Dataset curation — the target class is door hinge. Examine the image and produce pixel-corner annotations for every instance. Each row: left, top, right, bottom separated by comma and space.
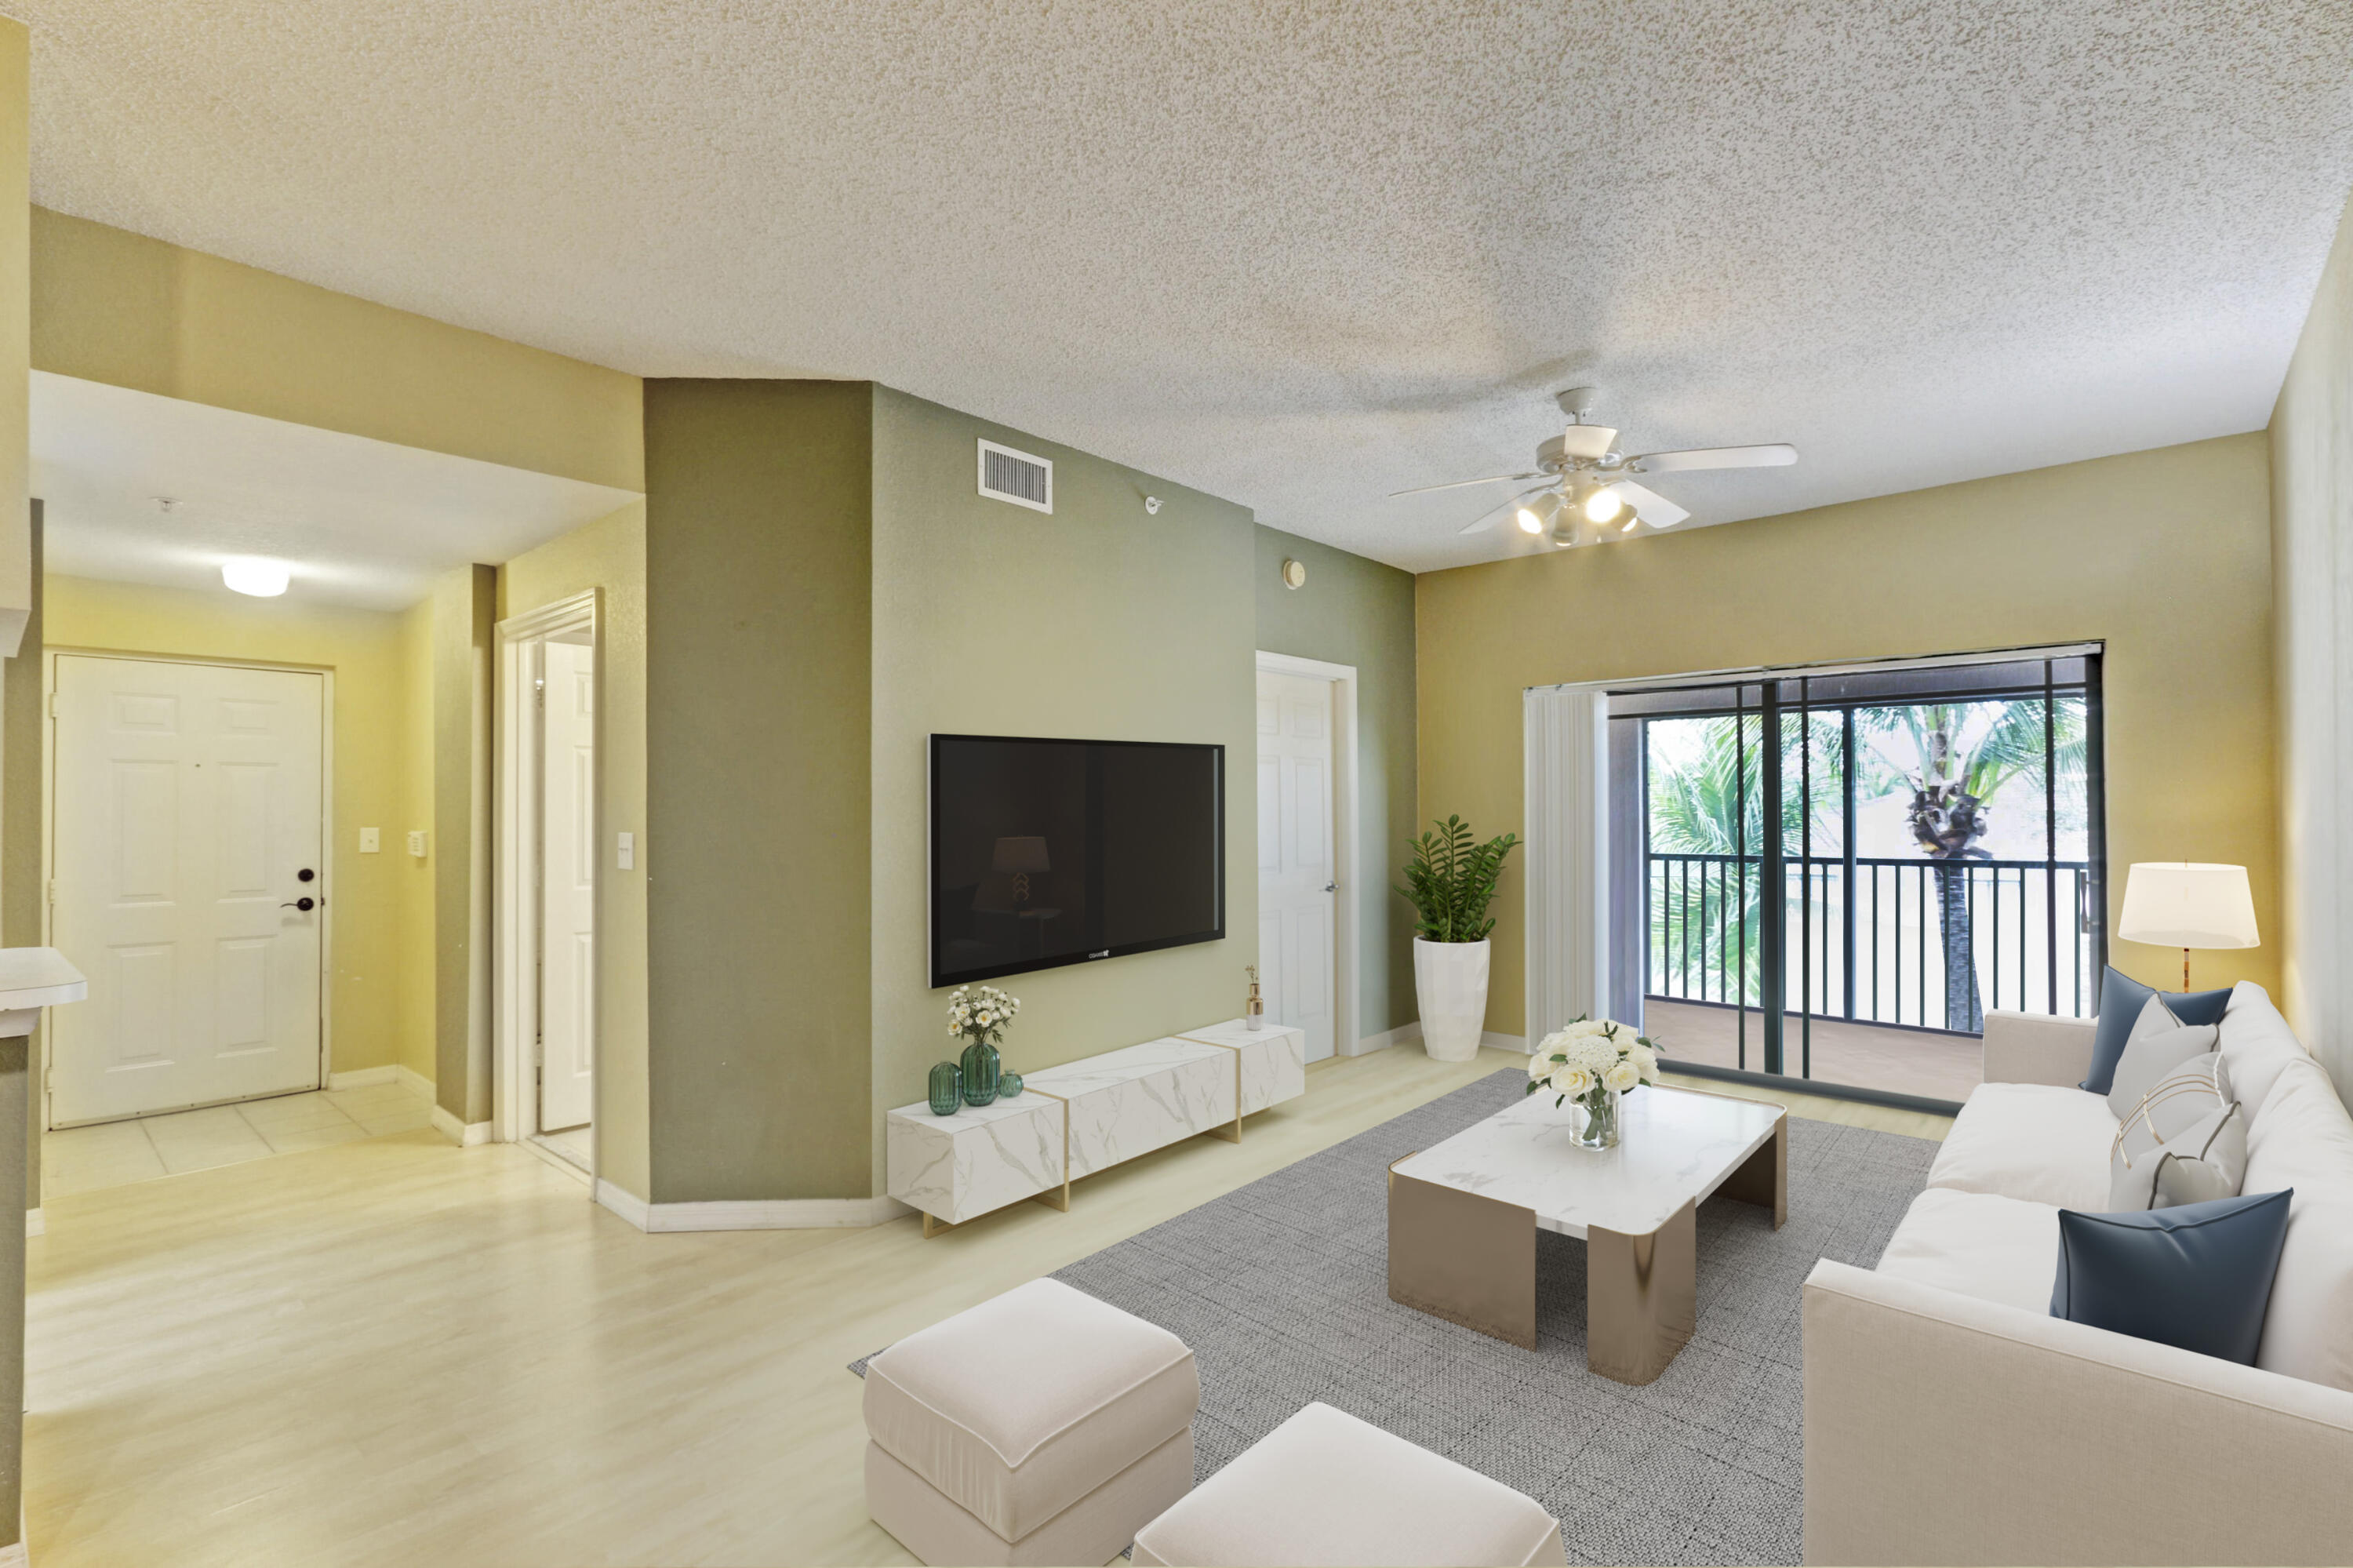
534, 677, 546, 711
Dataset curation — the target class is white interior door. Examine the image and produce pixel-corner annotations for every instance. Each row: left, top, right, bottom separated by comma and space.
537, 638, 595, 1133
1257, 670, 1337, 1063
50, 655, 325, 1126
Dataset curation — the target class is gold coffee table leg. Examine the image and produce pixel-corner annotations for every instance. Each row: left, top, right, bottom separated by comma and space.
1586, 1199, 1697, 1385
1387, 1162, 1537, 1350
1718, 1112, 1788, 1228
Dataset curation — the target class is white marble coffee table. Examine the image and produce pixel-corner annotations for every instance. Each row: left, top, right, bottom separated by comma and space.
1387, 1083, 1786, 1384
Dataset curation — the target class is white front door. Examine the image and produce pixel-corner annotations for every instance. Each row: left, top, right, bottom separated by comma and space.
537, 639, 595, 1133
50, 655, 325, 1126
1257, 670, 1337, 1063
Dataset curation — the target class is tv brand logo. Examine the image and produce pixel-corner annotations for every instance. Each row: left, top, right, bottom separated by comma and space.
1089, 949, 1111, 959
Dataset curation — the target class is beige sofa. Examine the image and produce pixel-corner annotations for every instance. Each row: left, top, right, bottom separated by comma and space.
1802, 983, 2353, 1566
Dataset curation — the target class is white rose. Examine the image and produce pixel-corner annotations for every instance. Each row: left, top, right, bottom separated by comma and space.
1549, 1065, 1594, 1099
1602, 1060, 1639, 1094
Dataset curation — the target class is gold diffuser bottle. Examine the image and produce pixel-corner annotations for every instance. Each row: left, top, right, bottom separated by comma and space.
1245, 965, 1264, 1031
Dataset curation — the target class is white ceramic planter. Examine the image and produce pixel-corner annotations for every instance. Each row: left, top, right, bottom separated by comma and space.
1413, 937, 1491, 1061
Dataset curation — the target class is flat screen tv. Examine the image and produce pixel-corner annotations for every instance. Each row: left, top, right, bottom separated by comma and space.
929, 733, 1225, 988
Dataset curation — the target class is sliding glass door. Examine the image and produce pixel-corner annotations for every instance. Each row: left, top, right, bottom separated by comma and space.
1610, 653, 2103, 1106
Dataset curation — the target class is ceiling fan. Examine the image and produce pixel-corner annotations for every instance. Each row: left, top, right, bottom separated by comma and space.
1391, 387, 1798, 547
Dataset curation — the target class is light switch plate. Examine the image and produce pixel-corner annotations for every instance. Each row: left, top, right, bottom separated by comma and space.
616, 831, 635, 871
359, 827, 380, 853
408, 830, 427, 858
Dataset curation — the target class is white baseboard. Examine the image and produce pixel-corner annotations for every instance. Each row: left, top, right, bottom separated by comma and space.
1345, 1024, 1527, 1056
1347, 1022, 1417, 1056
328, 1064, 435, 1097
24, 1207, 41, 1239
429, 1105, 493, 1147
591, 1182, 906, 1233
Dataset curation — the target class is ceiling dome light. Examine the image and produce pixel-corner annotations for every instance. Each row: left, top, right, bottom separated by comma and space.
222, 559, 291, 597
1582, 485, 1626, 524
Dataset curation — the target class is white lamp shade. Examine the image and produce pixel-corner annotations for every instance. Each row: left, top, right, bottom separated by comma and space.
989, 836, 1052, 875
2117, 862, 2259, 950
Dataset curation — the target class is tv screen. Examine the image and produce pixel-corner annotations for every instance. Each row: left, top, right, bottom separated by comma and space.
929, 733, 1225, 988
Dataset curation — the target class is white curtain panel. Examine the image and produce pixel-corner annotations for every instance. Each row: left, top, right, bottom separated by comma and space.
1522, 685, 1611, 1045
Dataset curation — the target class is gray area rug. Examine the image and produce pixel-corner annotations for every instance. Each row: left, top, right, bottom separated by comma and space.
860, 1070, 1937, 1566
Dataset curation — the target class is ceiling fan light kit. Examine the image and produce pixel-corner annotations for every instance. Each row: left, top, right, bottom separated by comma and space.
1397, 387, 1797, 548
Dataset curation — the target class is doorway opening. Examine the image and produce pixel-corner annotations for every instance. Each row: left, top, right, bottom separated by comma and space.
1254, 652, 1359, 1064
495, 591, 600, 1181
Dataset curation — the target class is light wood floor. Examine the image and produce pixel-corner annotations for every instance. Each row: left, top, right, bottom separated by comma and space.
27, 1046, 1945, 1567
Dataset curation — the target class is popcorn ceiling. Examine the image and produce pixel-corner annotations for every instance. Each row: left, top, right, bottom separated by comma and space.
17, 0, 2353, 570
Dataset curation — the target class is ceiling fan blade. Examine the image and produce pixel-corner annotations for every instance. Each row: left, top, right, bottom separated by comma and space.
1626, 443, 1798, 474
1607, 480, 1690, 528
1390, 470, 1541, 497
1457, 486, 1551, 535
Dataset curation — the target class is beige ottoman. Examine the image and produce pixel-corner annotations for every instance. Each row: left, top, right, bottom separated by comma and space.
864, 1277, 1198, 1566
1132, 1402, 1567, 1567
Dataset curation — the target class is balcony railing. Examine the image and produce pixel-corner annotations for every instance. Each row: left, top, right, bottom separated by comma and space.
1646, 852, 2097, 1034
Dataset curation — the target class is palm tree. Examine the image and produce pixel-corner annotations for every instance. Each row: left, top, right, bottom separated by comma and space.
1857, 700, 2086, 1032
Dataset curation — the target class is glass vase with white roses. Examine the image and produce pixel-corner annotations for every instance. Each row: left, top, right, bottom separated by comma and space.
946, 984, 1021, 1107
1526, 1017, 1660, 1149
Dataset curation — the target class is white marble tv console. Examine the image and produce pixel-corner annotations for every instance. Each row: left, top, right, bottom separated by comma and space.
887, 1018, 1307, 1235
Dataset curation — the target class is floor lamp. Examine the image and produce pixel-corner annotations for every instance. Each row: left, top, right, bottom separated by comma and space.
2117, 862, 2259, 991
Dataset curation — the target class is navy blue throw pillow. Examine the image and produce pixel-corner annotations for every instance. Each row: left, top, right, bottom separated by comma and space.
2080, 966, 2231, 1094
2049, 1190, 2292, 1363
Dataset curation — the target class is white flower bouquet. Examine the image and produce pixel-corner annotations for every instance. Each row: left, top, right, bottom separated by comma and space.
946, 984, 1020, 1049
1526, 1016, 1660, 1148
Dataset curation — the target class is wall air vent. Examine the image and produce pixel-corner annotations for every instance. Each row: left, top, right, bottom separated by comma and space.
977, 438, 1053, 514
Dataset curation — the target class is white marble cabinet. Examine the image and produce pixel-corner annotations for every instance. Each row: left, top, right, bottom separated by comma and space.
886, 1020, 1306, 1227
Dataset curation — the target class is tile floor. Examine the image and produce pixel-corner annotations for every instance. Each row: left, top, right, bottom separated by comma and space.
42, 1076, 437, 1198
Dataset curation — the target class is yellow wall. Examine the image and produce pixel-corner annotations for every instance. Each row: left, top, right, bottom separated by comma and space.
500, 501, 649, 1199
43, 574, 429, 1076
396, 598, 435, 1086
2270, 189, 2353, 1094
1417, 433, 2278, 1039
0, 25, 27, 656
30, 208, 642, 493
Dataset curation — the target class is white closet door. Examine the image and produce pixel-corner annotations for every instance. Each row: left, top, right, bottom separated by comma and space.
538, 640, 596, 1133
1257, 671, 1337, 1062
50, 656, 325, 1125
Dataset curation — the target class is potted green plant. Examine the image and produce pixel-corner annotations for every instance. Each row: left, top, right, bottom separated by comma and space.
1395, 816, 1518, 1060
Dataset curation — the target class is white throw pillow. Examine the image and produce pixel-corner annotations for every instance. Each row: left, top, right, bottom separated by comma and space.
2105, 995, 2220, 1120
2218, 980, 2310, 1121
2108, 1053, 2244, 1210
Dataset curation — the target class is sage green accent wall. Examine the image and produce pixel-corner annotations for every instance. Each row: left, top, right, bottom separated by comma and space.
1253, 523, 1419, 1042
433, 564, 496, 1125
5, 504, 37, 1212
868, 387, 1259, 1193
644, 380, 874, 1203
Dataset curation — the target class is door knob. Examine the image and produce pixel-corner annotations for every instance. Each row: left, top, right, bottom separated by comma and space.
282, 897, 315, 912
1323, 882, 1338, 893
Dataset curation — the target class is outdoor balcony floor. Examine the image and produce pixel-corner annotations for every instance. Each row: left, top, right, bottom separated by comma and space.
1641, 997, 1985, 1105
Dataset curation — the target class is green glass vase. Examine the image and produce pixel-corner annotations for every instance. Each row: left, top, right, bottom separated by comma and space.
999, 1071, 1024, 1099
927, 1061, 962, 1117
959, 1040, 1001, 1107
